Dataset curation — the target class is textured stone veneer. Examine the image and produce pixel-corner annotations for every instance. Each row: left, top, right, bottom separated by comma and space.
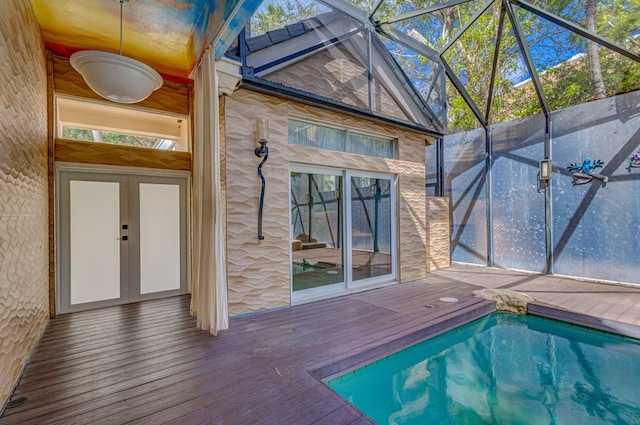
426, 196, 451, 271
224, 89, 431, 316
0, 0, 50, 406
265, 48, 410, 123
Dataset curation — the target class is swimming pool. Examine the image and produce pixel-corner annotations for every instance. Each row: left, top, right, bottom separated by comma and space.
328, 313, 640, 424
291, 261, 324, 274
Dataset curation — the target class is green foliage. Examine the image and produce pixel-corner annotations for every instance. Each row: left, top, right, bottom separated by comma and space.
251, 0, 323, 35
61, 127, 173, 149
249, 0, 640, 133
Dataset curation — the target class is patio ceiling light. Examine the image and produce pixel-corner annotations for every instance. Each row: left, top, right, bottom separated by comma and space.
70, 0, 162, 104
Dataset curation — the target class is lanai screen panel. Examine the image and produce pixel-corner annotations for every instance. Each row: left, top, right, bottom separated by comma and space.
444, 128, 487, 265
491, 114, 546, 272
552, 90, 640, 285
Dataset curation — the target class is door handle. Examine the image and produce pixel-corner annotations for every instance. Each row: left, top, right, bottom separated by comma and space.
117, 236, 128, 241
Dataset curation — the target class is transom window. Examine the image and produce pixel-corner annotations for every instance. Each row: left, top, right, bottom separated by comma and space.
288, 119, 396, 159
56, 97, 189, 152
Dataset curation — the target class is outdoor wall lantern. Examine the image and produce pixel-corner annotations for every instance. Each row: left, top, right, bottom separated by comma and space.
255, 118, 270, 240
539, 159, 552, 181
70, 0, 162, 104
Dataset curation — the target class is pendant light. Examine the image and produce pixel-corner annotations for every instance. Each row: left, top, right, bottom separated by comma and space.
70, 0, 163, 104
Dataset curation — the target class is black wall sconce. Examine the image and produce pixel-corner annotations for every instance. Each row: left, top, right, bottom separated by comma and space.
255, 118, 269, 240
537, 159, 552, 192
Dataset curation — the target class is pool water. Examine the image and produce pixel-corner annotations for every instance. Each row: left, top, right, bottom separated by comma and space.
328, 313, 640, 425
291, 261, 323, 274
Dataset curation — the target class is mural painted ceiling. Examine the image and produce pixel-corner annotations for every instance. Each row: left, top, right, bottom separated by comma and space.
31, 0, 261, 81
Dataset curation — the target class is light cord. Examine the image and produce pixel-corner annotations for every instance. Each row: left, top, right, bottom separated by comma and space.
119, 0, 124, 55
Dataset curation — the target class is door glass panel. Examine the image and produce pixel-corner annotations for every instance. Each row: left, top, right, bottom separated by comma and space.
291, 172, 344, 291
351, 177, 392, 281
70, 180, 120, 304
139, 183, 181, 294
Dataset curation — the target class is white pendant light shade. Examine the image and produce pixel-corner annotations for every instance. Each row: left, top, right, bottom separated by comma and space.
70, 50, 163, 104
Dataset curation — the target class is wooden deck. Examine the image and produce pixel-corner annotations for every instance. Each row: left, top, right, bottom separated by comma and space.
3, 264, 640, 424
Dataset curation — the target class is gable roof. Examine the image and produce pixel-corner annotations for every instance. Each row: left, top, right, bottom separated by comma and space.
230, 12, 445, 134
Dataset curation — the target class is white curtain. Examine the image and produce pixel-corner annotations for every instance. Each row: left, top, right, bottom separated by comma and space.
190, 48, 229, 335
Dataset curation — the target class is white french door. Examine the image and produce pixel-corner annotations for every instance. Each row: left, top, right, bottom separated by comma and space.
58, 170, 188, 313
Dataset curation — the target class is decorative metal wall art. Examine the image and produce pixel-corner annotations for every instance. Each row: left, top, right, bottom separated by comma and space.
567, 158, 608, 186
627, 150, 640, 173
255, 119, 269, 240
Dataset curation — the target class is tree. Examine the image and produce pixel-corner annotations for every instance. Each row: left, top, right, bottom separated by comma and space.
251, 0, 323, 35
62, 127, 174, 149
249, 0, 640, 132
585, 0, 607, 99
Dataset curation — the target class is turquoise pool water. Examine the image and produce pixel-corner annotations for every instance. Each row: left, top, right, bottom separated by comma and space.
292, 261, 323, 274
328, 313, 640, 425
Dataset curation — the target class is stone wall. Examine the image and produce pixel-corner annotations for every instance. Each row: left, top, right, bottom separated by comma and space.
426, 196, 451, 271
223, 89, 429, 316
265, 47, 410, 123
0, 0, 49, 407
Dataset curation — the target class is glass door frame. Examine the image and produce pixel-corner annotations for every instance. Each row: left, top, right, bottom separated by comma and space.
57, 167, 190, 313
345, 169, 398, 288
290, 165, 347, 302
290, 165, 398, 303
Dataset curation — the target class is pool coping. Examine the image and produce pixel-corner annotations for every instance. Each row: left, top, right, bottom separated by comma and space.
528, 302, 640, 339
312, 301, 640, 383
311, 299, 496, 382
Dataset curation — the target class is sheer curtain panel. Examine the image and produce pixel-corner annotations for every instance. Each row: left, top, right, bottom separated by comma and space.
190, 48, 229, 335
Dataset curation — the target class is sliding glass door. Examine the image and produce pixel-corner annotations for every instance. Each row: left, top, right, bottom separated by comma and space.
291, 167, 396, 300
349, 175, 393, 284
291, 170, 345, 295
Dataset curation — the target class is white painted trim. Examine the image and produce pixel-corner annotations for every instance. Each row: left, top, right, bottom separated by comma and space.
345, 170, 397, 288
291, 279, 398, 306
56, 162, 191, 178
288, 166, 398, 302
216, 56, 242, 95
56, 167, 191, 314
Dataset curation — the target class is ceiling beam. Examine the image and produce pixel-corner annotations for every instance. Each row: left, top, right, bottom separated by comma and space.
377, 24, 442, 64
317, 0, 375, 31
485, 4, 506, 121
504, 0, 550, 117
369, 0, 385, 21
440, 0, 496, 54
442, 58, 487, 128
378, 0, 476, 25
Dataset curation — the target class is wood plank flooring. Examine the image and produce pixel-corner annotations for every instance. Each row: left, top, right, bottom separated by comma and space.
3, 264, 640, 424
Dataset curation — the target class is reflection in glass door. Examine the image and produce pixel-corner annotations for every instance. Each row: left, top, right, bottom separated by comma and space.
291, 168, 396, 299
350, 176, 392, 283
290, 171, 344, 294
